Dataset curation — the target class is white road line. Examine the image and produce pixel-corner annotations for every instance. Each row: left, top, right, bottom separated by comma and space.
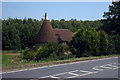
93, 71, 98, 73
50, 72, 69, 78
100, 63, 118, 69
79, 70, 93, 75
39, 70, 79, 79
92, 66, 104, 71
67, 75, 79, 78
65, 70, 80, 78
68, 72, 79, 76
1, 57, 118, 74
109, 65, 119, 69
50, 75, 59, 78
29, 79, 39, 80
80, 70, 93, 73
69, 70, 79, 73
77, 70, 93, 77
38, 62, 119, 78
111, 63, 120, 68
53, 72, 68, 76
92, 63, 119, 72
106, 64, 118, 69
38, 75, 50, 78
100, 65, 113, 69
67, 70, 79, 78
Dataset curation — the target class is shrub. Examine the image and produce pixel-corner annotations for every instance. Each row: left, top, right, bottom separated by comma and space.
35, 42, 59, 60
35, 42, 73, 61
21, 47, 36, 61
20, 42, 74, 61
69, 27, 108, 57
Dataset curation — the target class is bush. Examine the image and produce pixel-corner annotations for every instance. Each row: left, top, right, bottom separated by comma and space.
69, 27, 108, 57
21, 47, 36, 61
20, 42, 74, 61
35, 42, 73, 61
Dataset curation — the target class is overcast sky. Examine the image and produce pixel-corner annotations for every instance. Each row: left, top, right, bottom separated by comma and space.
2, 2, 112, 21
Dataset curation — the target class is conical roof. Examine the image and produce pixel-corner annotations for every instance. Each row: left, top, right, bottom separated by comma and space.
36, 13, 57, 43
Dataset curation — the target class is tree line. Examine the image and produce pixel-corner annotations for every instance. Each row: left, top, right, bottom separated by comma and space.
2, 18, 102, 50
2, 18, 42, 50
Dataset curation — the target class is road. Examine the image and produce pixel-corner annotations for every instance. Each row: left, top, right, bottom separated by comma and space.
2, 57, 120, 80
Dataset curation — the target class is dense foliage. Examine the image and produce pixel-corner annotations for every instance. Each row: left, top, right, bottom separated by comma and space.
2, 18, 102, 50
107, 35, 120, 54
2, 18, 42, 50
101, 2, 120, 35
100, 2, 120, 54
21, 47, 36, 61
51, 19, 102, 32
22, 42, 73, 61
35, 42, 73, 61
69, 27, 108, 57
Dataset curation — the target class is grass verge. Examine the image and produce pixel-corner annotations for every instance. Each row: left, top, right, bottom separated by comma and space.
2, 53, 119, 72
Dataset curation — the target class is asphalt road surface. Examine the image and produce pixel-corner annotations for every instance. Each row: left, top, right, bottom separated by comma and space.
2, 57, 120, 80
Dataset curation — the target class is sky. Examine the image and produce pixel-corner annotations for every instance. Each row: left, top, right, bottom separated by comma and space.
2, 2, 112, 21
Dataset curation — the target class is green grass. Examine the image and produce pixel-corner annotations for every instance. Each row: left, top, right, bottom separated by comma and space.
2, 54, 34, 71
2, 54, 119, 72
2, 55, 16, 67
2, 50, 22, 54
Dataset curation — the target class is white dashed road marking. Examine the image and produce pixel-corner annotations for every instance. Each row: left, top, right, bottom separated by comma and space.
39, 62, 119, 79
92, 66, 104, 71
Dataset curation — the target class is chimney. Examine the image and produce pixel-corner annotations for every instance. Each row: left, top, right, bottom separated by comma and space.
45, 12, 49, 20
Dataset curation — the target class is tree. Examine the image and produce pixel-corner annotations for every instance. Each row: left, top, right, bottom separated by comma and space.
69, 27, 108, 57
100, 2, 120, 55
101, 2, 120, 35
2, 18, 42, 50
107, 35, 120, 54
2, 23, 21, 50
98, 30, 108, 55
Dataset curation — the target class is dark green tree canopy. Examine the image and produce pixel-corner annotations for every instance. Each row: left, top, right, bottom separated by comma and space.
69, 27, 108, 57
2, 18, 42, 50
101, 2, 120, 35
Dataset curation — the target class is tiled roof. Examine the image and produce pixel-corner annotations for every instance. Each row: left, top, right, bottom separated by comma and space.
54, 29, 73, 41
36, 20, 57, 43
